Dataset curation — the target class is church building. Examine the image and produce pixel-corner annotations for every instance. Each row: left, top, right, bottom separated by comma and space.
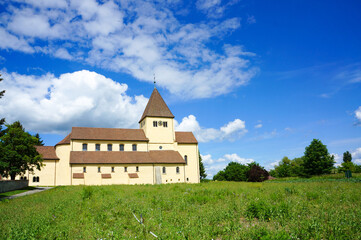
28, 88, 200, 185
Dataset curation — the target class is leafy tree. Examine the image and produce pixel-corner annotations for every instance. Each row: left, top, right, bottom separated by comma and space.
213, 162, 250, 182
34, 133, 44, 146
343, 151, 352, 163
0, 121, 43, 180
199, 152, 207, 180
302, 139, 335, 176
247, 164, 269, 182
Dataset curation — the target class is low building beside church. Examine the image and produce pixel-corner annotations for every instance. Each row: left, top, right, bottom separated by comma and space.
25, 88, 200, 185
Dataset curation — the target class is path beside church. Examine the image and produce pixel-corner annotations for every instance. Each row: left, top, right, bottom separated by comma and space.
2, 187, 53, 200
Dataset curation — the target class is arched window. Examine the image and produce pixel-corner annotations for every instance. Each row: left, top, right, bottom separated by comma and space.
119, 144, 124, 151
162, 167, 166, 174
132, 144, 137, 151
83, 167, 86, 173
176, 167, 180, 174
82, 143, 87, 151
36, 176, 39, 182
107, 144, 112, 151
33, 176, 36, 182
136, 166, 139, 172
184, 155, 188, 165
95, 144, 100, 151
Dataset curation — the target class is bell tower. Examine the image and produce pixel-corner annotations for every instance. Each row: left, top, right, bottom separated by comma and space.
139, 87, 175, 147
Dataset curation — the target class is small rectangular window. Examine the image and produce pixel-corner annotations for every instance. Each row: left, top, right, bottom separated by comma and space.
176, 166, 180, 174
185, 155, 188, 165
162, 167, 166, 174
124, 167, 127, 172
111, 167, 115, 172
132, 144, 137, 151
96, 144, 100, 151
98, 167, 101, 173
136, 166, 139, 172
163, 121, 168, 127
108, 144, 112, 151
82, 143, 87, 151
119, 144, 124, 151
153, 121, 157, 127
83, 167, 86, 173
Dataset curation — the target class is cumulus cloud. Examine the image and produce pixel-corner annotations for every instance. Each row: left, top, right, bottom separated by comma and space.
331, 153, 342, 167
0, 70, 148, 134
175, 115, 247, 142
0, 0, 257, 99
352, 148, 361, 164
201, 153, 254, 178
355, 106, 361, 124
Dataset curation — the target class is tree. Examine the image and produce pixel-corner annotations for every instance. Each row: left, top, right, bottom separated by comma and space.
213, 162, 249, 182
302, 139, 335, 176
247, 164, 269, 182
34, 133, 44, 146
343, 151, 352, 163
199, 152, 207, 180
0, 121, 43, 180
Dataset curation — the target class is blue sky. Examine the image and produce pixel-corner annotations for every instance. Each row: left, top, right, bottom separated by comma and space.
0, 0, 361, 178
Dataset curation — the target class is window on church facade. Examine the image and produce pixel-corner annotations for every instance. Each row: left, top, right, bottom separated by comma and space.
163, 121, 168, 127
98, 167, 101, 173
132, 144, 137, 151
184, 155, 188, 165
82, 143, 87, 151
96, 144, 100, 151
153, 121, 157, 127
176, 167, 180, 174
162, 167, 166, 174
124, 167, 127, 172
111, 166, 115, 172
108, 144, 112, 151
33, 176, 39, 182
83, 167, 86, 173
119, 144, 124, 151
136, 166, 139, 172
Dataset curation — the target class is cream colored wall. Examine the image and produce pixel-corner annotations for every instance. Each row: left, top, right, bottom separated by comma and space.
71, 164, 156, 185
28, 160, 57, 186
148, 143, 176, 151
155, 164, 185, 184
141, 117, 175, 144
55, 144, 72, 185
72, 140, 148, 152
176, 143, 200, 183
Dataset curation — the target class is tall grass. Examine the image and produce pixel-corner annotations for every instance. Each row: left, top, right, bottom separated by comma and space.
1, 181, 360, 239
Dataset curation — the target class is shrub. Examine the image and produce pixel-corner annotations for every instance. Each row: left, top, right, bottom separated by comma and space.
248, 164, 269, 182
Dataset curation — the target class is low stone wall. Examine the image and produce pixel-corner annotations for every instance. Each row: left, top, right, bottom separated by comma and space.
0, 180, 29, 193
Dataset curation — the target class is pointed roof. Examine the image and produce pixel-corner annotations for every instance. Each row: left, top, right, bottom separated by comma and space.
139, 88, 174, 123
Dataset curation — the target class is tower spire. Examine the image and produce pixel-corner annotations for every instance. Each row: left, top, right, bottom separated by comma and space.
153, 73, 156, 89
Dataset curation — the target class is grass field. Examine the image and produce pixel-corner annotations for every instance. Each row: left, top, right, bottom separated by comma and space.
1, 180, 360, 239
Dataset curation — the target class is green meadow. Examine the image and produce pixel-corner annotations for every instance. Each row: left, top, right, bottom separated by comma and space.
1, 179, 361, 239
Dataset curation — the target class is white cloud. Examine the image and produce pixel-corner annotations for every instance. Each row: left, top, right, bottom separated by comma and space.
201, 153, 254, 178
247, 15, 256, 24
0, 1, 257, 99
355, 106, 361, 123
331, 153, 342, 167
352, 148, 361, 164
175, 115, 247, 142
254, 123, 262, 129
0, 70, 148, 134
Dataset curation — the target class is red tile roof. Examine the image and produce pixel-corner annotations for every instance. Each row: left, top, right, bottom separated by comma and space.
69, 150, 185, 164
56, 134, 71, 146
36, 146, 59, 160
139, 88, 174, 123
175, 132, 198, 144
73, 173, 84, 179
128, 173, 139, 178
